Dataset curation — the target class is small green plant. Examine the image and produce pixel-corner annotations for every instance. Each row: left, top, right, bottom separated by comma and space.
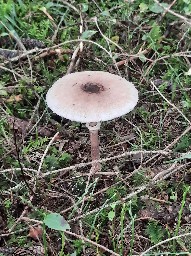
43, 213, 72, 256
132, 170, 148, 186
173, 185, 190, 250
128, 201, 136, 256
146, 221, 165, 245
0, 0, 22, 36
22, 137, 49, 154
174, 135, 191, 152
0, 82, 7, 96
142, 22, 162, 50
108, 202, 116, 221
45, 152, 72, 169
4, 198, 12, 209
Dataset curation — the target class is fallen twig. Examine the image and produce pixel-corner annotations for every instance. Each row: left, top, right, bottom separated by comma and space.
42, 149, 171, 177
140, 231, 191, 256
69, 162, 189, 222
153, 0, 191, 26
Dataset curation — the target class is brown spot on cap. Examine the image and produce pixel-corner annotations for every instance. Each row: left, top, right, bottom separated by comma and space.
81, 83, 104, 94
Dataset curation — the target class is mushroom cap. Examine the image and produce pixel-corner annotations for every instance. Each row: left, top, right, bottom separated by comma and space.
46, 71, 138, 123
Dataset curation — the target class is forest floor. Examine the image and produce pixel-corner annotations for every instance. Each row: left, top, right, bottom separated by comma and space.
0, 0, 191, 255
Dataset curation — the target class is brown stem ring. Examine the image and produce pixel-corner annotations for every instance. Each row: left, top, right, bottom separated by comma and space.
86, 122, 101, 173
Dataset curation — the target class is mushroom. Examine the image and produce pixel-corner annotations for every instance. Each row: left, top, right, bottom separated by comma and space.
46, 71, 138, 173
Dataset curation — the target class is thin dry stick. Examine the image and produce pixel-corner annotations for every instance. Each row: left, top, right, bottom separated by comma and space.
25, 98, 41, 134
160, 0, 177, 20
64, 230, 120, 256
42, 150, 170, 177
66, 5, 82, 74
152, 162, 178, 181
153, 0, 191, 26
92, 0, 102, 12
8, 207, 28, 233
76, 171, 119, 176
94, 17, 123, 52
7, 133, 59, 233
69, 163, 187, 222
70, 185, 147, 223
142, 50, 191, 81
164, 125, 191, 150
26, 109, 47, 136
0, 65, 27, 79
58, 0, 80, 14
93, 17, 121, 76
0, 39, 114, 67
0, 168, 37, 174
2, 38, 191, 71
151, 81, 190, 124
125, 118, 143, 165
4, 148, 183, 193
0, 21, 33, 83
140, 232, 191, 256
162, 162, 191, 180
144, 125, 191, 166
66, 45, 80, 74
0, 226, 38, 238
75, 8, 84, 68
36, 132, 59, 177
20, 217, 120, 256
1, 48, 41, 65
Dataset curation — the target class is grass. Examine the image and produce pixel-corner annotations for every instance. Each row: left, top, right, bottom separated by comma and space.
0, 0, 191, 255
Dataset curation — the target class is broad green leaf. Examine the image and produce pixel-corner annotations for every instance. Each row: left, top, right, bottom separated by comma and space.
172, 153, 191, 162
142, 34, 147, 41
108, 210, 115, 221
17, 0, 25, 7
101, 10, 110, 16
139, 3, 148, 13
0, 89, 7, 96
149, 3, 169, 14
139, 53, 147, 62
0, 83, 7, 96
81, 3, 88, 12
45, 2, 56, 8
111, 18, 117, 24
149, 23, 161, 42
184, 7, 191, 15
43, 213, 70, 231
182, 100, 191, 109
39, 6, 46, 12
81, 30, 97, 39
0, 32, 9, 36
110, 202, 117, 209
185, 68, 191, 76
45, 2, 64, 9
4, 15, 21, 30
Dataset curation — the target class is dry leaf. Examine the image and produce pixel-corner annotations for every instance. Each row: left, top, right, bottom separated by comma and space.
7, 116, 53, 137
6, 94, 23, 103
28, 225, 43, 240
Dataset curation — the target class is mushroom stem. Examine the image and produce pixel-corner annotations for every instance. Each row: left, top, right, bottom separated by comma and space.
86, 122, 101, 173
